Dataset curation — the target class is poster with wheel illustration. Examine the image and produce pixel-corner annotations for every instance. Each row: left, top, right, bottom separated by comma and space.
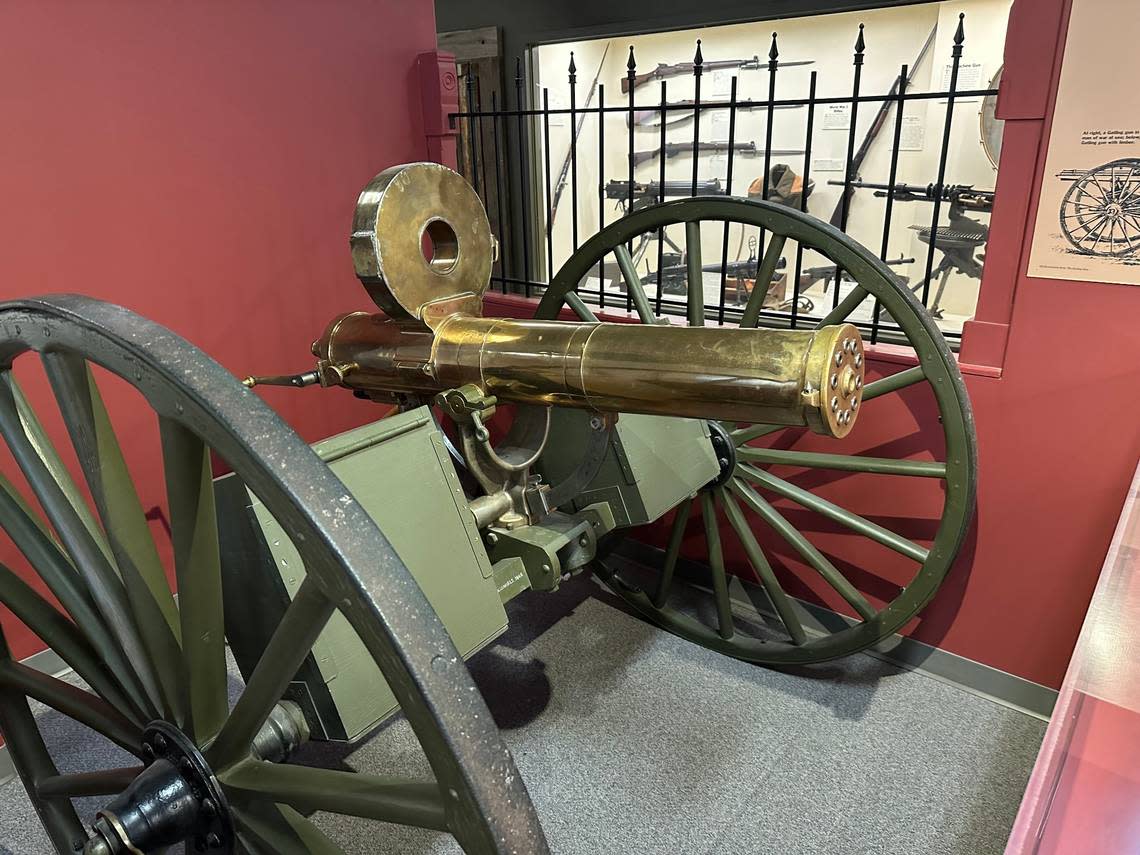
1028, 0, 1140, 285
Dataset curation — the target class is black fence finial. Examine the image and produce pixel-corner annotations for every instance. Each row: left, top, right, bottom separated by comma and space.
693, 38, 704, 75
953, 13, 966, 56
626, 45, 637, 79
853, 24, 866, 65
568, 52, 577, 84
768, 32, 779, 70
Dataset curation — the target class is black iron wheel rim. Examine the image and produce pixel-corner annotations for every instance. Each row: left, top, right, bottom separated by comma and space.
0, 295, 548, 854
535, 197, 977, 665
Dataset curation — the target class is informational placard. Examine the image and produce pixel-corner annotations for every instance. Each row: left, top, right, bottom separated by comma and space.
811, 157, 845, 173
1028, 0, 1140, 285
940, 61, 984, 92
898, 115, 926, 151
820, 104, 851, 131
709, 70, 732, 98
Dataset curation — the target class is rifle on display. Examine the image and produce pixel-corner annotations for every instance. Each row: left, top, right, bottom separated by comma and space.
827, 24, 938, 229
630, 99, 802, 129
550, 44, 611, 223
832, 180, 995, 213
621, 56, 814, 94
630, 140, 804, 167
605, 178, 725, 212
799, 255, 914, 290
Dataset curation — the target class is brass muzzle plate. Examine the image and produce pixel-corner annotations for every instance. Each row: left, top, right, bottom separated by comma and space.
349, 162, 495, 324
805, 323, 864, 438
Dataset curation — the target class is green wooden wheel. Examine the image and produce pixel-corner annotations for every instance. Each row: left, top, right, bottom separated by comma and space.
0, 296, 547, 854
535, 197, 977, 665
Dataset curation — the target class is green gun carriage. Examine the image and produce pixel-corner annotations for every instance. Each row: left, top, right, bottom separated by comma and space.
0, 163, 975, 854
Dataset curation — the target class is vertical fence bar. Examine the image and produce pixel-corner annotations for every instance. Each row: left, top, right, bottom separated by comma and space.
655, 80, 667, 314
757, 33, 779, 258
790, 71, 817, 331
597, 82, 607, 306
626, 46, 638, 313
717, 75, 739, 325
871, 63, 910, 344
491, 90, 509, 292
464, 69, 480, 196
515, 58, 532, 294
542, 88, 554, 284
476, 80, 491, 233
568, 54, 579, 253
922, 14, 966, 309
626, 46, 637, 272
689, 41, 703, 320
834, 24, 866, 311
689, 40, 703, 195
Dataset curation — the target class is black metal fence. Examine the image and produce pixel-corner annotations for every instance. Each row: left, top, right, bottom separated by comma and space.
450, 13, 998, 346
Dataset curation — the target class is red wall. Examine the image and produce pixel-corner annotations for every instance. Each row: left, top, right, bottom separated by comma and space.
0, 0, 439, 660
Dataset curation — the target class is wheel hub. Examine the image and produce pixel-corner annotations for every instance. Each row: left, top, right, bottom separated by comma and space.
84, 721, 234, 855
705, 421, 737, 489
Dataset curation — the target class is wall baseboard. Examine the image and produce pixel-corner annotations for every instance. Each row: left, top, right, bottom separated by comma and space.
0, 646, 71, 788
612, 541, 1058, 721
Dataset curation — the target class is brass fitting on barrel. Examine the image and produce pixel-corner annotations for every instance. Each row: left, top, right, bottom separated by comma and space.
312, 163, 864, 438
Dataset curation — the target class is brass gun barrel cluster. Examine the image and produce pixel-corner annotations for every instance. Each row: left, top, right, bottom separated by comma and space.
284, 163, 865, 439
315, 312, 863, 437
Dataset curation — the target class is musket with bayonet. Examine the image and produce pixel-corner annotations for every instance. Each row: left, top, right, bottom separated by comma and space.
828, 24, 938, 229
550, 44, 610, 223
630, 140, 804, 167
622, 56, 814, 94
631, 98, 802, 129
799, 255, 914, 291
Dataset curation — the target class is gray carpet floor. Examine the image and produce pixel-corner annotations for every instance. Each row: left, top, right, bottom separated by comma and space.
0, 574, 1045, 854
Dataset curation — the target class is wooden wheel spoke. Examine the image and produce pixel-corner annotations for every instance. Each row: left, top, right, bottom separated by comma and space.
614, 243, 658, 324
0, 372, 163, 719
653, 496, 692, 608
0, 473, 152, 720
737, 447, 947, 478
206, 577, 334, 770
36, 766, 144, 799
861, 365, 925, 402
737, 463, 929, 564
685, 220, 704, 326
0, 633, 87, 852
728, 478, 877, 622
817, 284, 868, 328
6, 376, 115, 565
41, 352, 188, 725
0, 560, 142, 722
221, 761, 449, 832
739, 233, 788, 328
720, 488, 806, 645
159, 415, 228, 743
233, 800, 346, 855
729, 423, 785, 445
700, 492, 734, 640
0, 659, 143, 754
565, 291, 598, 322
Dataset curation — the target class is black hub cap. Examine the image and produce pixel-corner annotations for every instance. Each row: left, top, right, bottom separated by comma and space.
85, 721, 234, 855
705, 421, 737, 489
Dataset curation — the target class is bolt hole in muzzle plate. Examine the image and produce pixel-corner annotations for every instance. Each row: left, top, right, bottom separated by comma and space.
85, 722, 233, 855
